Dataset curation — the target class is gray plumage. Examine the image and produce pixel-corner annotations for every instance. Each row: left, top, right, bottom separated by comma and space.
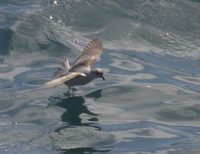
46, 39, 105, 89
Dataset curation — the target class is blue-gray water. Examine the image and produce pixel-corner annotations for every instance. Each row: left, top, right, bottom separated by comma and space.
0, 0, 200, 153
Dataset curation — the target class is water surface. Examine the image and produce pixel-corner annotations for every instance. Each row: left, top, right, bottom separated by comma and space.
0, 0, 200, 153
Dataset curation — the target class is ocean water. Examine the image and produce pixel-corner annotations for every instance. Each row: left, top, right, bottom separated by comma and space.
0, 0, 200, 153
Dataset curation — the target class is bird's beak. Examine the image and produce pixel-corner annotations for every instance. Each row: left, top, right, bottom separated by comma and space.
101, 76, 105, 80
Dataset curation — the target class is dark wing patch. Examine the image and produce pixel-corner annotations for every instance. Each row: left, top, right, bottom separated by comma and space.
46, 72, 86, 88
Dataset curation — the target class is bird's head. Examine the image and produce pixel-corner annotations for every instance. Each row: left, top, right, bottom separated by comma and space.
93, 68, 105, 80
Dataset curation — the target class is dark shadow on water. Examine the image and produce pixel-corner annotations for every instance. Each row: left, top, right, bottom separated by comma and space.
50, 89, 109, 153
60, 147, 110, 154
85, 88, 103, 99
57, 95, 98, 126
0, 28, 12, 55
51, 89, 103, 128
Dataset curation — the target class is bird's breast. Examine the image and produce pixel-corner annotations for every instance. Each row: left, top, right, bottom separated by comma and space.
64, 74, 92, 87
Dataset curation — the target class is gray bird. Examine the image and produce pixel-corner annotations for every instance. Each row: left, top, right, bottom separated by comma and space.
46, 38, 105, 94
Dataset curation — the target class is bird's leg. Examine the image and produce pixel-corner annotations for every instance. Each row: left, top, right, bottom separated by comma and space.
66, 86, 75, 97
66, 87, 71, 95
70, 86, 76, 97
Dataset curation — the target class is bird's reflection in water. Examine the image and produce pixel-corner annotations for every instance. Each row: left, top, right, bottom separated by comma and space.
57, 95, 97, 126
61, 147, 110, 154
49, 89, 111, 153
54, 89, 103, 128
85, 88, 103, 99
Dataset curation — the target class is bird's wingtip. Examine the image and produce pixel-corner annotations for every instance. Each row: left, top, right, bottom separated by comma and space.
83, 38, 103, 52
64, 57, 70, 69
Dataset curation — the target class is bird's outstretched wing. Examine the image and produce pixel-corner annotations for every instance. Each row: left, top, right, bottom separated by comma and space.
69, 38, 103, 72
52, 57, 70, 79
46, 72, 86, 88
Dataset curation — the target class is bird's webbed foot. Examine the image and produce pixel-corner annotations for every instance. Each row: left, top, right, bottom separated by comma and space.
71, 86, 77, 91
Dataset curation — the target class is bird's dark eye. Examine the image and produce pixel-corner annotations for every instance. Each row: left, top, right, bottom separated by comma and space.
95, 71, 103, 75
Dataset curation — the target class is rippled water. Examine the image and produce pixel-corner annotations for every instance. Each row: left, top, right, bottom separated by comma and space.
0, 0, 200, 153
